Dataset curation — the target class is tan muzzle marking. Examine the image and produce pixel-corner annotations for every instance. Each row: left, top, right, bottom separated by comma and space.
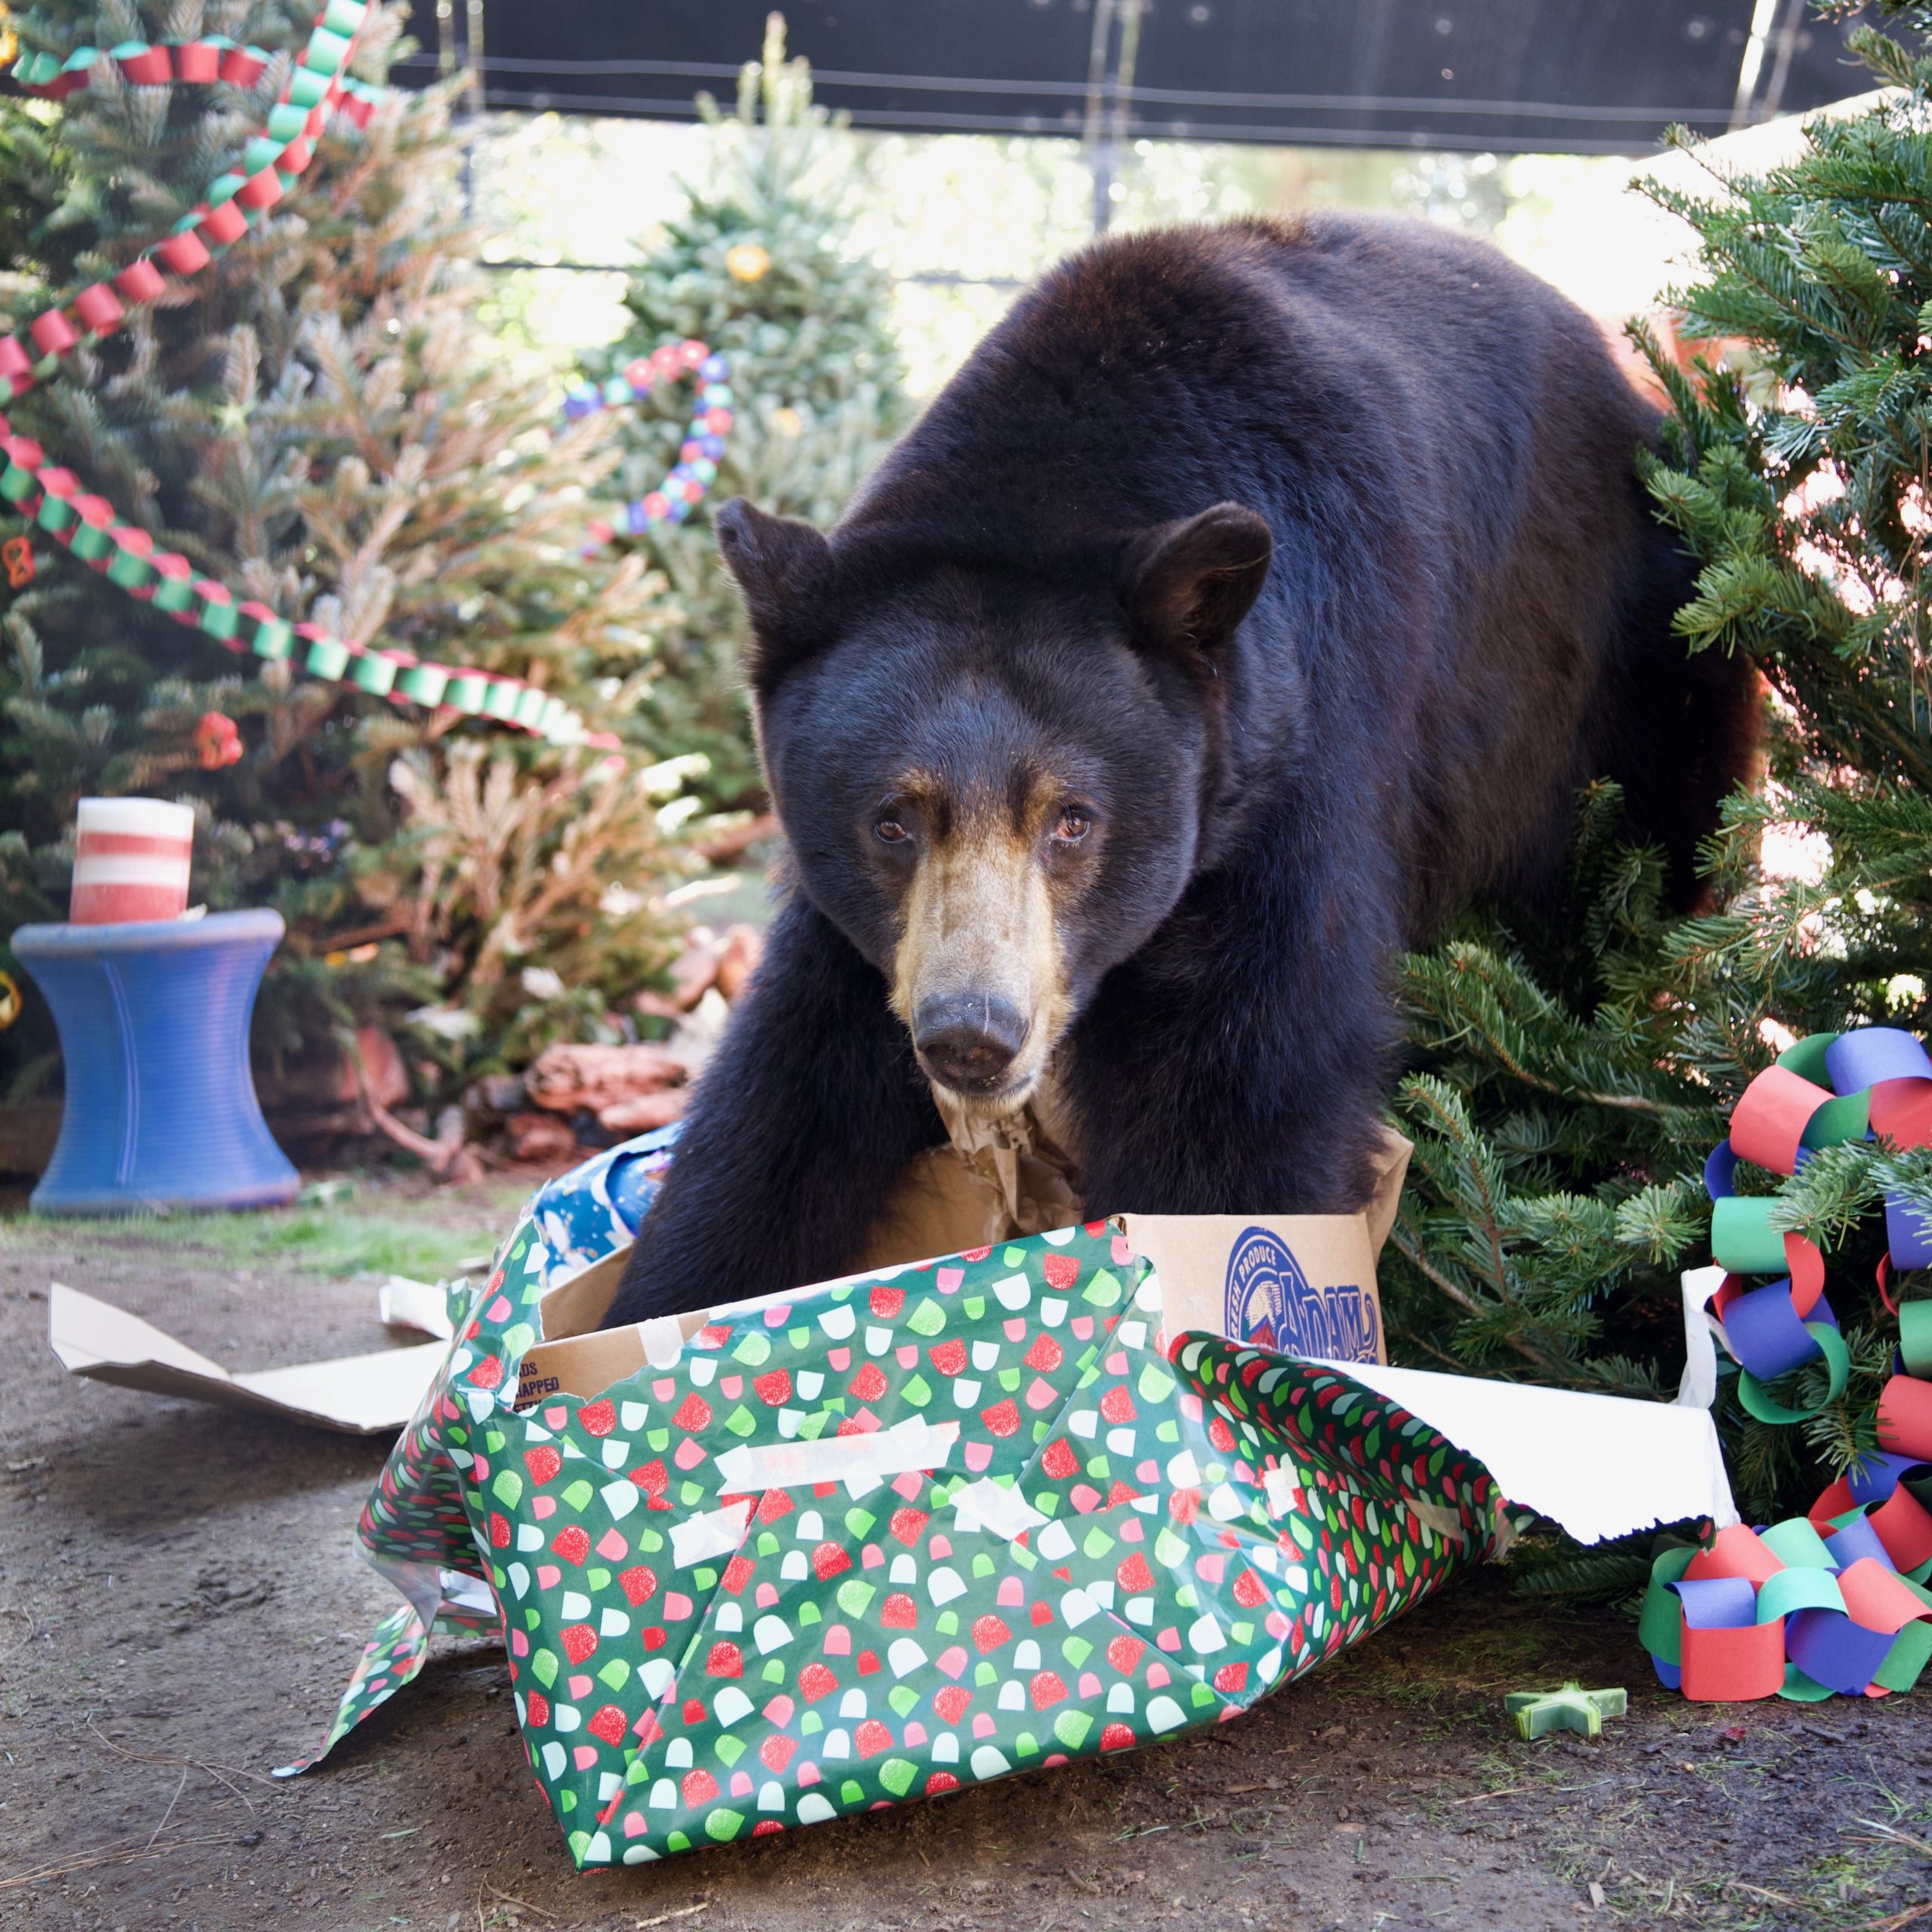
889, 821, 1067, 1112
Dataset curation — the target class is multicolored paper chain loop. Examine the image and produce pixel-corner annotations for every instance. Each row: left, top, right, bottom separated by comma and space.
565, 340, 734, 553
1639, 1515, 1932, 1702
1, 7, 608, 749
1650, 1023, 1932, 1700
1812, 1297, 1932, 1563
1697, 1026, 1932, 1426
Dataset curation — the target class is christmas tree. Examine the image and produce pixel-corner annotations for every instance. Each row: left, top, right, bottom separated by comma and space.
1387, 0, 1932, 1529
0, 0, 689, 1116
580, 13, 910, 810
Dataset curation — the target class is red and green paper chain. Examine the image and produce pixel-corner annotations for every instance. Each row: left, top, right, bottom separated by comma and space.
0, 417, 596, 742
2, 5, 379, 405
2, 5, 600, 748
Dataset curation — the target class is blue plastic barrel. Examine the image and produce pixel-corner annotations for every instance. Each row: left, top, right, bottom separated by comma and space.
13, 908, 300, 1215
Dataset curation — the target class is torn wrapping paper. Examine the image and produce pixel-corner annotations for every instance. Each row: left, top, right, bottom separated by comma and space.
48, 1278, 457, 1435
287, 1135, 1735, 1866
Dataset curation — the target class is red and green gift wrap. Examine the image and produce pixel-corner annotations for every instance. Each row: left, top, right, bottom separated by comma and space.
1642, 1026, 1932, 1701
286, 1220, 1505, 1865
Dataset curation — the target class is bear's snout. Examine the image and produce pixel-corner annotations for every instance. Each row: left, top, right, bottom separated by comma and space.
912, 993, 1030, 1094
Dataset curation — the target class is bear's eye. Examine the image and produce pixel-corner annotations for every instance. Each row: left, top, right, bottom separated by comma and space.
1053, 808, 1091, 844
874, 817, 910, 845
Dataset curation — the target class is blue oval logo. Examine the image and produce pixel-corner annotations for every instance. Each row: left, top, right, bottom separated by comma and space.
1223, 1226, 1379, 1362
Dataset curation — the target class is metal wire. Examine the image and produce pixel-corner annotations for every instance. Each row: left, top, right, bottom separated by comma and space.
386, 52, 1748, 126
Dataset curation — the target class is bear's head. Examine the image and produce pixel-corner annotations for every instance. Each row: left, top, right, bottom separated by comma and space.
715, 497, 1273, 1116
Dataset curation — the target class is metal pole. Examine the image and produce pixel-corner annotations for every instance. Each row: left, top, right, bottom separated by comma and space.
1084, 0, 1118, 235
1758, 0, 1804, 125
1085, 0, 1143, 235
458, 0, 486, 219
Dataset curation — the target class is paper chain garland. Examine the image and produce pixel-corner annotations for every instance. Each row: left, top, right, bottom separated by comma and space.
12, 27, 377, 109
1, 8, 380, 408
1641, 1025, 1932, 1700
564, 344, 735, 556
0, 413, 596, 743
1639, 1516, 1932, 1701
0, 7, 600, 748
1698, 1026, 1932, 1429
285, 1134, 1503, 1868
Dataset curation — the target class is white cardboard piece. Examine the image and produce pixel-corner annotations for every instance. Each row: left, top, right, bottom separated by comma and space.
1319, 1355, 1739, 1544
48, 1281, 449, 1435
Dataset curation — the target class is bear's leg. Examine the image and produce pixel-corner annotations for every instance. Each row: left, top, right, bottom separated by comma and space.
1066, 875, 1396, 1219
602, 899, 944, 1325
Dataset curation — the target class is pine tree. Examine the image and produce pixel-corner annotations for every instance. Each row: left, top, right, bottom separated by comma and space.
580, 13, 910, 811
1386, 1, 1932, 1525
0, 0, 690, 1114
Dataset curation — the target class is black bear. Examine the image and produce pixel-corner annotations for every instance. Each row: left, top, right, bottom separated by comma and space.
605, 213, 1755, 1327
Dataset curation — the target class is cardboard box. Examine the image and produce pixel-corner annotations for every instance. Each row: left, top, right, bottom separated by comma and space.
1119, 1131, 1406, 1364
288, 1137, 1735, 1869
298, 1213, 1509, 1859
508, 1126, 1404, 1408
863, 1124, 1406, 1367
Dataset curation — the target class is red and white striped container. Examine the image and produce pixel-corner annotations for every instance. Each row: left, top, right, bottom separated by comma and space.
70, 797, 195, 925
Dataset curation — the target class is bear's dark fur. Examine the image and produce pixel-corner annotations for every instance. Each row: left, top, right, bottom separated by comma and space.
605, 213, 1755, 1327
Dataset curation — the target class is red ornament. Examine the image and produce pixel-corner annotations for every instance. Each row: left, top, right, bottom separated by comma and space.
192, 710, 243, 770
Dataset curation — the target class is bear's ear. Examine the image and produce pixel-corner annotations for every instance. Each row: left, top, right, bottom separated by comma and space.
714, 497, 835, 687
1118, 503, 1273, 663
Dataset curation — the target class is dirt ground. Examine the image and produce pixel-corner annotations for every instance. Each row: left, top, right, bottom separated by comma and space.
3, 1185, 1928, 1932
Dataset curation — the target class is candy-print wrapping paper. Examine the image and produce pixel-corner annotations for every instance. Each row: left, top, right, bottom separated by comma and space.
285, 1136, 1718, 1866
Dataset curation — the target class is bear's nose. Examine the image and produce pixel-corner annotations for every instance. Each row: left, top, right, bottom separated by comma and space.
913, 995, 1029, 1094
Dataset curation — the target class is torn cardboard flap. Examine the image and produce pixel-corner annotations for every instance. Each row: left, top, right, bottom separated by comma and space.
377, 1274, 456, 1340
49, 1281, 450, 1435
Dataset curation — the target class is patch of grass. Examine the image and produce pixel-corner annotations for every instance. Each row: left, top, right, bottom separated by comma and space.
1327, 1607, 1560, 1713
0, 1189, 525, 1281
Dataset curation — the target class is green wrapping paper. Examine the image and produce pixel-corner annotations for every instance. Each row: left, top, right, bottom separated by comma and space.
288, 1204, 1506, 1866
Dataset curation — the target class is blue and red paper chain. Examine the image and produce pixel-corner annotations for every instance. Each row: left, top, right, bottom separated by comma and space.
563, 341, 734, 555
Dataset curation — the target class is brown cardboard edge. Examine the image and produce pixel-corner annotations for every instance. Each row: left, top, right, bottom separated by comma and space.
1110, 1207, 1388, 1366
513, 1244, 763, 1406
517, 1131, 1413, 1404
1364, 1126, 1413, 1259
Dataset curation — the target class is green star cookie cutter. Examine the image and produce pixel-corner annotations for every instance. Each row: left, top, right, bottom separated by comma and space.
1503, 1681, 1627, 1741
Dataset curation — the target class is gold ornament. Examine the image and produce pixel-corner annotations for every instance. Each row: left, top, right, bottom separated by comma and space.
0, 7, 16, 65
0, 970, 19, 1030
769, 406, 804, 440
725, 242, 771, 284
